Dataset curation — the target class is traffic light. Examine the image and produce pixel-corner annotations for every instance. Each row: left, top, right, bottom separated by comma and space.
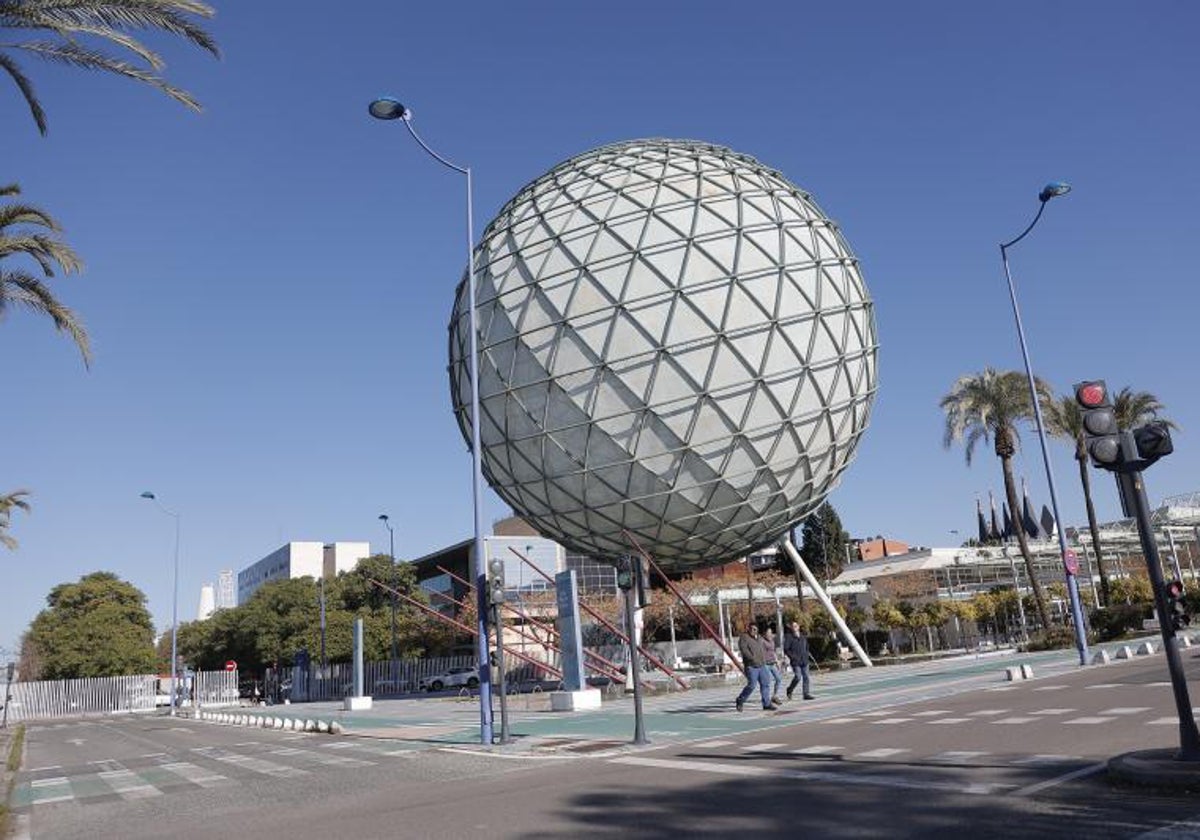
487, 558, 506, 605
1074, 380, 1122, 469
1134, 420, 1174, 465
615, 555, 634, 591
1166, 579, 1189, 632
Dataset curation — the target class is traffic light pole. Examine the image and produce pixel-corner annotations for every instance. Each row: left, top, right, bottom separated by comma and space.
492, 602, 512, 745
1118, 432, 1200, 761
623, 581, 649, 746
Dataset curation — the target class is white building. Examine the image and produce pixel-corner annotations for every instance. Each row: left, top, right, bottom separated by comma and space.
196, 583, 215, 621
237, 541, 369, 603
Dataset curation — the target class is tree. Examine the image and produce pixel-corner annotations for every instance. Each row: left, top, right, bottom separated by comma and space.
2, 0, 219, 135
1045, 386, 1174, 609
0, 184, 89, 364
798, 502, 849, 581
941, 367, 1053, 632
21, 572, 156, 679
0, 487, 30, 549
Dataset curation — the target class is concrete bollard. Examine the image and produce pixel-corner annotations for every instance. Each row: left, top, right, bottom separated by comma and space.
301, 719, 313, 732
1115, 646, 1134, 660
272, 717, 284, 729
1005, 666, 1023, 682
330, 721, 343, 735
317, 720, 329, 734
1020, 664, 1034, 679
1092, 649, 1111, 665
1136, 641, 1156, 656
1180, 636, 1193, 649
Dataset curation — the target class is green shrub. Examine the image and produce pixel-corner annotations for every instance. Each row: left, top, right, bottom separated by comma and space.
1024, 627, 1077, 651
1089, 604, 1152, 642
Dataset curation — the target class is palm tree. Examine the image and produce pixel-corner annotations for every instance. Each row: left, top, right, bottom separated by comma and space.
1, 183, 90, 364
0, 488, 31, 549
1, 0, 218, 135
1045, 387, 1176, 609
941, 367, 1053, 631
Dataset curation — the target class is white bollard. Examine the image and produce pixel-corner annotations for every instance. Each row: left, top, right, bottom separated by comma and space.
1179, 636, 1193, 649
1020, 664, 1034, 679
272, 717, 284, 729
1136, 641, 1156, 656
1115, 646, 1134, 660
1005, 666, 1022, 682
1092, 649, 1112, 665
317, 720, 329, 734
330, 721, 343, 735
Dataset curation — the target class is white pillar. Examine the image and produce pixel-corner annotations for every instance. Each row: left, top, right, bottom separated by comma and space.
777, 538, 871, 666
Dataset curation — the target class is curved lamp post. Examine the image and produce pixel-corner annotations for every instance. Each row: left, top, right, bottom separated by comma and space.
368, 96, 493, 743
379, 514, 397, 662
999, 182, 1089, 666
140, 491, 182, 715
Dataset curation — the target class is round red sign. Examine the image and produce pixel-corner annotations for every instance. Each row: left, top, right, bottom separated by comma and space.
1063, 550, 1079, 575
224, 660, 237, 671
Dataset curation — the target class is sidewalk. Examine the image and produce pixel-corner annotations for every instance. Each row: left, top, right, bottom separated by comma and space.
204, 640, 1149, 756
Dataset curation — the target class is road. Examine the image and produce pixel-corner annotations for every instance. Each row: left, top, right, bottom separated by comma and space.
12, 648, 1200, 838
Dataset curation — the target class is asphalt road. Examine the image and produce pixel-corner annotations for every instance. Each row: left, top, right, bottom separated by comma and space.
14, 649, 1200, 839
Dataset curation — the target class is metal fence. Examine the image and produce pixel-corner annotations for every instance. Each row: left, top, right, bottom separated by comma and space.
267, 656, 477, 703
1, 670, 242, 724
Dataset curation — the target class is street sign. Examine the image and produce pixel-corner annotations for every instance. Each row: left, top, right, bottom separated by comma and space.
1063, 549, 1080, 575
224, 660, 237, 672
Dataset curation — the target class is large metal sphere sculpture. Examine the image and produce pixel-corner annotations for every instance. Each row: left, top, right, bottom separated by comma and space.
449, 139, 878, 573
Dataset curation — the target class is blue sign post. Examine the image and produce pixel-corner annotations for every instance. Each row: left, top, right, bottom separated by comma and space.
555, 570, 585, 691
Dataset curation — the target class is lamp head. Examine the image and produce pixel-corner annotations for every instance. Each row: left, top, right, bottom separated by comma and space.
140, 491, 156, 500
378, 514, 389, 522
1038, 181, 1071, 203
368, 97, 411, 121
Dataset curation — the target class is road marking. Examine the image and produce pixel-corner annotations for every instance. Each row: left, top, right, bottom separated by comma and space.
1133, 818, 1200, 838
1031, 709, 1075, 716
157, 762, 228, 788
1064, 716, 1116, 725
822, 718, 860, 724
1100, 707, 1152, 715
929, 751, 989, 763
910, 710, 950, 717
1032, 685, 1068, 691
1085, 683, 1125, 690
322, 742, 358, 750
741, 743, 786, 752
26, 766, 61, 773
234, 741, 260, 747
139, 753, 168, 759
270, 747, 374, 767
1010, 762, 1106, 796
791, 745, 841, 756
609, 756, 1003, 794
693, 740, 735, 748
856, 748, 910, 759
31, 777, 69, 787
1148, 717, 1179, 725
28, 777, 73, 805
1012, 754, 1080, 765
927, 718, 972, 724
993, 717, 1038, 724
871, 718, 913, 725
968, 709, 1007, 716
194, 747, 308, 778
98, 769, 161, 800
858, 711, 891, 717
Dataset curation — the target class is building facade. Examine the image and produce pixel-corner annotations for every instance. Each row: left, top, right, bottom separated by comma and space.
237, 541, 369, 603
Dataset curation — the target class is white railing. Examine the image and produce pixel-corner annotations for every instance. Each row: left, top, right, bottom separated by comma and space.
268, 656, 477, 703
1, 670, 242, 723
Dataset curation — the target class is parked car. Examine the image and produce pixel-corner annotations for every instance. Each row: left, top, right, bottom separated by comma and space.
418, 667, 479, 692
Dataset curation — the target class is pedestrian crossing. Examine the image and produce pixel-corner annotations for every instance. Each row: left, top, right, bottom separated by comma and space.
754, 705, 1183, 728
690, 739, 1084, 769
15, 736, 418, 809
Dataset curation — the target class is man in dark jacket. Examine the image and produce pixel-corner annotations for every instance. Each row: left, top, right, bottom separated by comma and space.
734, 623, 775, 711
784, 621, 814, 700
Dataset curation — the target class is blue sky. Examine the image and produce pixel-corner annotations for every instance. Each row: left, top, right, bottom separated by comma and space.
3, 2, 1198, 654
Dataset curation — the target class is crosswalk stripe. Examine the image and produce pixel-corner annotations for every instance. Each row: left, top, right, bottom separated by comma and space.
1148, 717, 1179, 725
822, 717, 860, 724
1100, 707, 1152, 715
856, 748, 910, 759
968, 710, 1007, 716
791, 745, 841, 756
1064, 716, 1116, 725
909, 710, 950, 717
270, 747, 373, 767
151, 762, 229, 788
740, 743, 786, 752
1031, 709, 1075, 716
195, 747, 308, 778
97, 769, 161, 799
694, 740, 735, 748
927, 717, 971, 724
929, 751, 989, 763
871, 718, 912, 725
993, 717, 1038, 724
1012, 754, 1080, 765
1032, 685, 1068, 692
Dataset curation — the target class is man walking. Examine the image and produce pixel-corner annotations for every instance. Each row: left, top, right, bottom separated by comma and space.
761, 627, 784, 706
735, 623, 776, 712
784, 620, 814, 700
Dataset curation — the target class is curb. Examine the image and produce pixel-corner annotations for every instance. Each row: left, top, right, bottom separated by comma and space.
1108, 748, 1200, 791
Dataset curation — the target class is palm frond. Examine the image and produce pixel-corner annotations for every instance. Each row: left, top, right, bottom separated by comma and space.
13, 40, 202, 110
0, 50, 48, 133
2, 1, 217, 55
0, 267, 91, 365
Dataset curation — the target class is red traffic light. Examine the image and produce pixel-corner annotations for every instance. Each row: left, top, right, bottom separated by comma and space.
1075, 381, 1108, 408
1167, 580, 1185, 599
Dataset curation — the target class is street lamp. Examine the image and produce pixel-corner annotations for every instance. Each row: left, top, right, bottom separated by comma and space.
369, 95, 493, 743
379, 514, 397, 662
140, 491, 181, 715
999, 182, 1089, 666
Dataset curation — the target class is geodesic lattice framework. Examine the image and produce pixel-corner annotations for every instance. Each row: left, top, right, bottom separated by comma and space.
448, 139, 879, 573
